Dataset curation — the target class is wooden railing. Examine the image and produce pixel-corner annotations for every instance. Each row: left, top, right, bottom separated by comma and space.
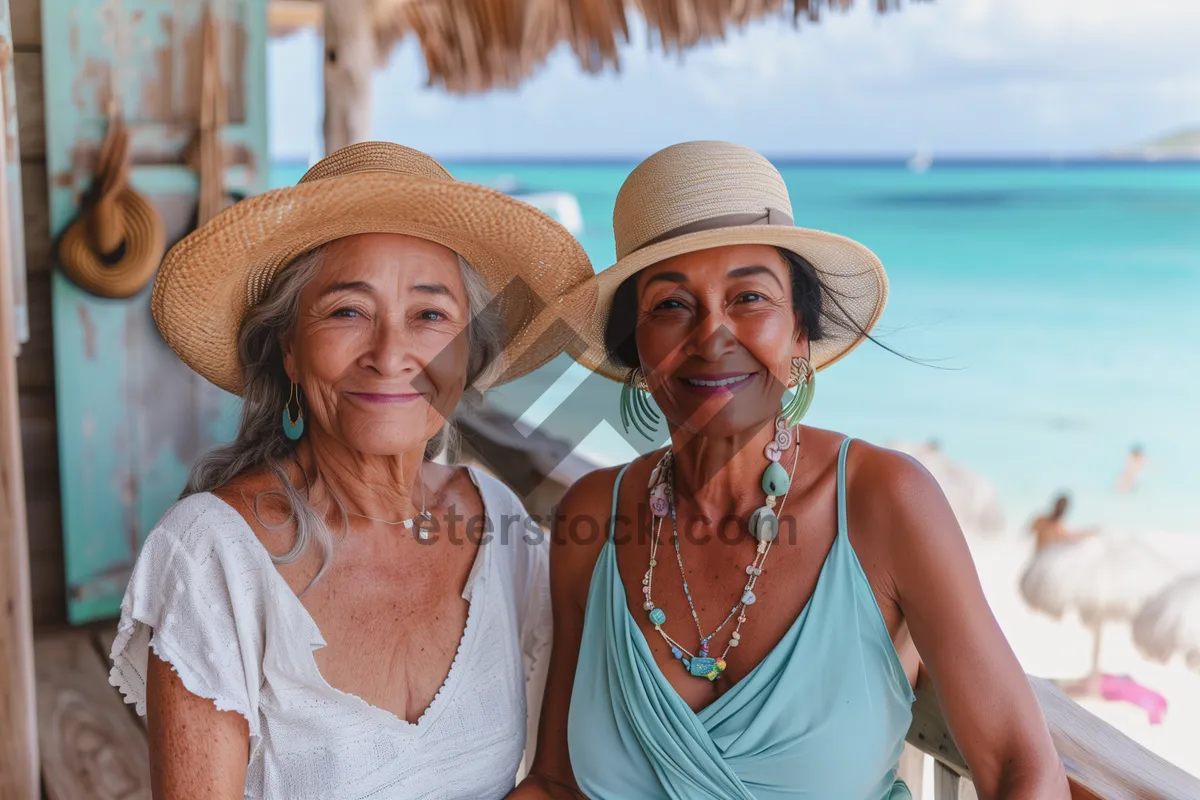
907, 670, 1200, 800
459, 406, 1200, 800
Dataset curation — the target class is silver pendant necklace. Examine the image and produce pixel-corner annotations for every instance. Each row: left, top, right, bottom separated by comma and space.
343, 475, 433, 539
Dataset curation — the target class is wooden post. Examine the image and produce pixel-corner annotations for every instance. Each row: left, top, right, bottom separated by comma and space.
322, 0, 374, 153
898, 743, 925, 798
934, 761, 960, 800
0, 7, 39, 794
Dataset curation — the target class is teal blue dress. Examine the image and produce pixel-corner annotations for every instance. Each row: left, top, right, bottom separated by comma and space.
568, 438, 916, 799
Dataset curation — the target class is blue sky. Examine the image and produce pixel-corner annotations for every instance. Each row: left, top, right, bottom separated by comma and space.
268, 0, 1200, 160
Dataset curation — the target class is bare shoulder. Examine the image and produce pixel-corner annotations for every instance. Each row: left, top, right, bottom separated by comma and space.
843, 437, 963, 555
552, 466, 622, 566
551, 456, 654, 611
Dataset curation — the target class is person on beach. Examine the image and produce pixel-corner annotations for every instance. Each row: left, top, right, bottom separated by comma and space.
1031, 494, 1096, 552
512, 141, 1068, 800
109, 142, 593, 799
1115, 445, 1146, 493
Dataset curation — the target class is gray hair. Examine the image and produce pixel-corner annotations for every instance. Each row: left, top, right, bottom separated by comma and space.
184, 243, 505, 587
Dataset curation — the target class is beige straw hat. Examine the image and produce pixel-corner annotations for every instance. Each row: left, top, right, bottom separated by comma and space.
152, 141, 595, 395
573, 140, 888, 383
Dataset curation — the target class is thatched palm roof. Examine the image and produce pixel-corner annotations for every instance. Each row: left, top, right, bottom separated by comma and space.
388, 0, 918, 92
274, 1, 918, 94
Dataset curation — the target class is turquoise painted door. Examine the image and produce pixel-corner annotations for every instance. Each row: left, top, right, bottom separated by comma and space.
41, 0, 267, 623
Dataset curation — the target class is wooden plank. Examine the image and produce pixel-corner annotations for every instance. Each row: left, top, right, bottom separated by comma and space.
906, 668, 969, 777
18, 156, 48, 271
3, 2, 31, 352
20, 385, 65, 628
906, 668, 1200, 799
0, 17, 39, 790
8, 0, 38, 49
35, 629, 150, 800
934, 761, 960, 800
16, 265, 51, 388
1030, 676, 1200, 800
897, 744, 925, 798
13, 49, 40, 158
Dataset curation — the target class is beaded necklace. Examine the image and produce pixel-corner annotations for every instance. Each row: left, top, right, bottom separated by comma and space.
641, 416, 800, 680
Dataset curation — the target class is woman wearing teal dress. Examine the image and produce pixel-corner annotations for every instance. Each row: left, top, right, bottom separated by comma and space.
511, 142, 1068, 800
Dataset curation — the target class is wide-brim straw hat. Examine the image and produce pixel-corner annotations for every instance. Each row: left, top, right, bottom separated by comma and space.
572, 141, 888, 383
152, 141, 595, 395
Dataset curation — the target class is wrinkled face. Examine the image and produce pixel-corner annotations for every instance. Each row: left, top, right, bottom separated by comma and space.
634, 244, 807, 438
283, 233, 470, 456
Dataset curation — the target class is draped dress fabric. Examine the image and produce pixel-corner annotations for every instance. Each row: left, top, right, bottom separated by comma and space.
568, 438, 916, 799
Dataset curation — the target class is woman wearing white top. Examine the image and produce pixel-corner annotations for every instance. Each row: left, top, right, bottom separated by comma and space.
109, 143, 594, 799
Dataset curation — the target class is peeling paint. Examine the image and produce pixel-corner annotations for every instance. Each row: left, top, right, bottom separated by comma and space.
77, 303, 96, 359
72, 56, 113, 115
143, 11, 248, 124
46, 0, 268, 623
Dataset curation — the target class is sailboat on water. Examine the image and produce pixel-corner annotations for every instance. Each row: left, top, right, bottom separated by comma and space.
907, 145, 934, 173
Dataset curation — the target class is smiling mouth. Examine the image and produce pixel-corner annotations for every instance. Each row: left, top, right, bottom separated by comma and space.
346, 392, 424, 404
677, 373, 756, 394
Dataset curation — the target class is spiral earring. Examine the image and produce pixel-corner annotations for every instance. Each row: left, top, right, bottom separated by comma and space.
282, 381, 305, 441
619, 366, 660, 439
781, 357, 815, 427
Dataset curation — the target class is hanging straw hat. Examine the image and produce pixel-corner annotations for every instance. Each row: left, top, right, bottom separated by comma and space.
572, 140, 888, 382
152, 141, 595, 395
58, 115, 166, 299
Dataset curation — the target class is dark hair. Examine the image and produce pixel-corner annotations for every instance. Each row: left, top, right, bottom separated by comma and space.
603, 247, 829, 371
1051, 493, 1071, 519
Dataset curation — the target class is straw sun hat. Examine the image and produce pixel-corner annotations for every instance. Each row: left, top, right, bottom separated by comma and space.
152, 142, 595, 395
573, 140, 889, 383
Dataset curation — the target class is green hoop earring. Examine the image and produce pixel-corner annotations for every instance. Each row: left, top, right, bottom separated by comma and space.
781, 357, 815, 427
620, 366, 660, 440
282, 381, 305, 441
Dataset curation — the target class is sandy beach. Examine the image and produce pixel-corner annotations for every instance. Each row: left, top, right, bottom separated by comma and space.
955, 531, 1200, 789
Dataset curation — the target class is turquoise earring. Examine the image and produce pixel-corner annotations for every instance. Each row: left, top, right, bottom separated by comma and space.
620, 366, 660, 439
781, 357, 815, 427
282, 381, 305, 441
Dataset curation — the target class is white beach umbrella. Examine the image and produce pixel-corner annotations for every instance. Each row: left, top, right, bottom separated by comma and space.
891, 440, 1005, 537
1133, 575, 1200, 673
1020, 535, 1176, 673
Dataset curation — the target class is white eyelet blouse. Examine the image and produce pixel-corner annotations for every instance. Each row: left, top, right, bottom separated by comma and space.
109, 468, 551, 800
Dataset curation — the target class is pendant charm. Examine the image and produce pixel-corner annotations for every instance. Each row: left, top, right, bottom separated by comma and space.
765, 441, 781, 462
649, 484, 669, 518
774, 426, 793, 450
762, 461, 790, 495
749, 506, 779, 543
688, 656, 719, 678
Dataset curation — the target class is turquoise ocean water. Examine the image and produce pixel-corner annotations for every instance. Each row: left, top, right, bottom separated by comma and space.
270, 161, 1200, 534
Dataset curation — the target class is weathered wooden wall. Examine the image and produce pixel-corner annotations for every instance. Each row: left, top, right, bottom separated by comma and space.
30, 0, 266, 625
2, 3, 40, 796
10, 0, 65, 630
